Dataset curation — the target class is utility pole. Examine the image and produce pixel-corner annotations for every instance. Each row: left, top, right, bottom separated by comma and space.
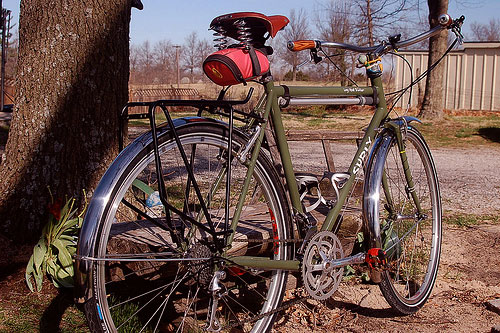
174, 45, 180, 88
0, 2, 11, 111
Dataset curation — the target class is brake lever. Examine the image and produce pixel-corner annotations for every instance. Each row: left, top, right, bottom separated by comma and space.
311, 49, 323, 64
296, 49, 322, 69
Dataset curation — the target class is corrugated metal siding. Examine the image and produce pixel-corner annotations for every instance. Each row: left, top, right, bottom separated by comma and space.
394, 43, 500, 111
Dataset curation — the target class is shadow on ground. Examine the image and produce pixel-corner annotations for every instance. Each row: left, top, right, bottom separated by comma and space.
478, 127, 500, 143
40, 289, 74, 332
327, 299, 403, 319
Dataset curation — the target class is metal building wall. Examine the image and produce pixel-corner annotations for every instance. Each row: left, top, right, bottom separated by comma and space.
394, 42, 500, 111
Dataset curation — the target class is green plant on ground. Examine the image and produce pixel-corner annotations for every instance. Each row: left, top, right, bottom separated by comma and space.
25, 193, 86, 292
109, 296, 153, 333
444, 214, 479, 227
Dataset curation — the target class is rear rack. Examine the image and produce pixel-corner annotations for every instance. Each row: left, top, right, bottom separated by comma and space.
119, 88, 258, 151
117, 88, 259, 253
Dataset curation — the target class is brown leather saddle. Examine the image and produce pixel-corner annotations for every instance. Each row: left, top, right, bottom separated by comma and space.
210, 12, 289, 48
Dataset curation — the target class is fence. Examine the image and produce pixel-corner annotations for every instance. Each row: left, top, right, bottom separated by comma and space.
393, 41, 500, 111
128, 85, 201, 113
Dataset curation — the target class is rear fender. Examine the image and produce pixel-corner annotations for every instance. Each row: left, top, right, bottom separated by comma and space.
74, 117, 227, 303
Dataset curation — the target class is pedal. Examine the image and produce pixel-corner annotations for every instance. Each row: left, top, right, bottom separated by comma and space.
365, 248, 387, 270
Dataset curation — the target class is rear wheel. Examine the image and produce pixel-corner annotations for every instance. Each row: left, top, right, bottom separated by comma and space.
367, 127, 441, 314
83, 121, 292, 332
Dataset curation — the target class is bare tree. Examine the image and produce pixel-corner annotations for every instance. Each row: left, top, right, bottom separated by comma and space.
183, 32, 199, 83
419, 0, 449, 120
354, 0, 410, 46
316, 0, 354, 85
0, 0, 134, 243
154, 39, 176, 84
279, 9, 310, 81
129, 44, 140, 83
470, 18, 500, 41
197, 39, 213, 82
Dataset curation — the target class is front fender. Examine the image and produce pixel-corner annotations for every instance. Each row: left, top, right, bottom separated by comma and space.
362, 116, 421, 250
74, 116, 225, 303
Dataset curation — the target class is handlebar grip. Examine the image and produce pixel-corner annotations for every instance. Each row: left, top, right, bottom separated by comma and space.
438, 14, 453, 27
287, 40, 318, 52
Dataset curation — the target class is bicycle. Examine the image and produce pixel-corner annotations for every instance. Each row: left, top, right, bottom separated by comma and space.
75, 11, 465, 332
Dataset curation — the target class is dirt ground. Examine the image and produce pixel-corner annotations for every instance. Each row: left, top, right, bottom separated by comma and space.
0, 139, 499, 332
271, 143, 500, 332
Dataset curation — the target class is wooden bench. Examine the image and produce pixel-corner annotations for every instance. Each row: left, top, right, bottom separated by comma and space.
128, 86, 202, 114
109, 202, 274, 257
286, 129, 363, 173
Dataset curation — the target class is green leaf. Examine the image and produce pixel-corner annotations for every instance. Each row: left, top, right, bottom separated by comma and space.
344, 265, 355, 276
45, 217, 58, 243
34, 267, 44, 292
53, 264, 74, 288
58, 238, 76, 252
59, 234, 75, 241
63, 261, 74, 278
33, 239, 47, 272
59, 198, 74, 222
356, 232, 364, 243
25, 255, 36, 292
52, 278, 62, 288
45, 258, 57, 282
61, 217, 79, 231
52, 239, 73, 271
361, 272, 370, 283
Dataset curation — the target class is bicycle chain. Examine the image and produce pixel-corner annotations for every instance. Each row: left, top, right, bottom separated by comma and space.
223, 237, 310, 330
232, 238, 304, 243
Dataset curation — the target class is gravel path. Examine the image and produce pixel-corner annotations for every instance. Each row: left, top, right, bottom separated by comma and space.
288, 141, 500, 216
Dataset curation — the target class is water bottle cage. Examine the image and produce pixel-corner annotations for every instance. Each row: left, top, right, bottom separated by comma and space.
296, 172, 351, 213
296, 174, 326, 213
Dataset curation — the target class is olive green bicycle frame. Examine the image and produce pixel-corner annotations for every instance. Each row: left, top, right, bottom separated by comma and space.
224, 74, 417, 271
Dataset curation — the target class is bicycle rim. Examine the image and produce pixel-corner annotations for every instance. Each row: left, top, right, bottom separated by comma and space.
87, 123, 291, 332
376, 128, 441, 313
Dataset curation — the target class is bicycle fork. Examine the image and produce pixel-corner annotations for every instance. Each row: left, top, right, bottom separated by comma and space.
385, 121, 424, 215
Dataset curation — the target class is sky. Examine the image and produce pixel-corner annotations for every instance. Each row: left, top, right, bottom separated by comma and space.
2, 0, 500, 46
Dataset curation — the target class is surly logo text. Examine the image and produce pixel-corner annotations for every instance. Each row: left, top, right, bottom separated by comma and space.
343, 87, 366, 93
353, 136, 372, 175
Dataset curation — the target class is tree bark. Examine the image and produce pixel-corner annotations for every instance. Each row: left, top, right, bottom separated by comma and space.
0, 0, 133, 243
419, 0, 449, 120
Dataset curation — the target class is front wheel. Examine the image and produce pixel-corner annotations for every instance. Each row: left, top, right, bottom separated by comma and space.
81, 120, 292, 332
365, 127, 441, 314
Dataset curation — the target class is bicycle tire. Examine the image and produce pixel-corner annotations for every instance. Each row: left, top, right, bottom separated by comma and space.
364, 126, 441, 314
81, 120, 292, 332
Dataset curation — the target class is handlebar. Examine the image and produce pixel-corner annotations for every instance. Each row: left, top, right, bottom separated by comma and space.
287, 13, 464, 55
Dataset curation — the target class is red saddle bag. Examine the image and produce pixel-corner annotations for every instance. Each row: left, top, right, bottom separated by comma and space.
203, 47, 270, 86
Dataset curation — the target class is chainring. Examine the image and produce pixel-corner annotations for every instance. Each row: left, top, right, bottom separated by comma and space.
302, 230, 344, 300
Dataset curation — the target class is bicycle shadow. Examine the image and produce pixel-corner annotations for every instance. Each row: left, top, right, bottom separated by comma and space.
477, 127, 500, 143
326, 299, 404, 319
39, 289, 76, 332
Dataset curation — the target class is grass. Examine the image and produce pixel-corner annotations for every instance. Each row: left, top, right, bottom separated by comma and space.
129, 105, 500, 148
444, 213, 500, 227
418, 114, 500, 147
0, 285, 88, 333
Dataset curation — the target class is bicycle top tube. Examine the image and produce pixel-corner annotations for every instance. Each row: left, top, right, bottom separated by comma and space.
287, 13, 464, 56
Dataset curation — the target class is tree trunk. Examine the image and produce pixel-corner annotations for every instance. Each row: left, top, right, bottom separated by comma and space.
366, 0, 374, 47
0, 0, 132, 243
419, 0, 449, 120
